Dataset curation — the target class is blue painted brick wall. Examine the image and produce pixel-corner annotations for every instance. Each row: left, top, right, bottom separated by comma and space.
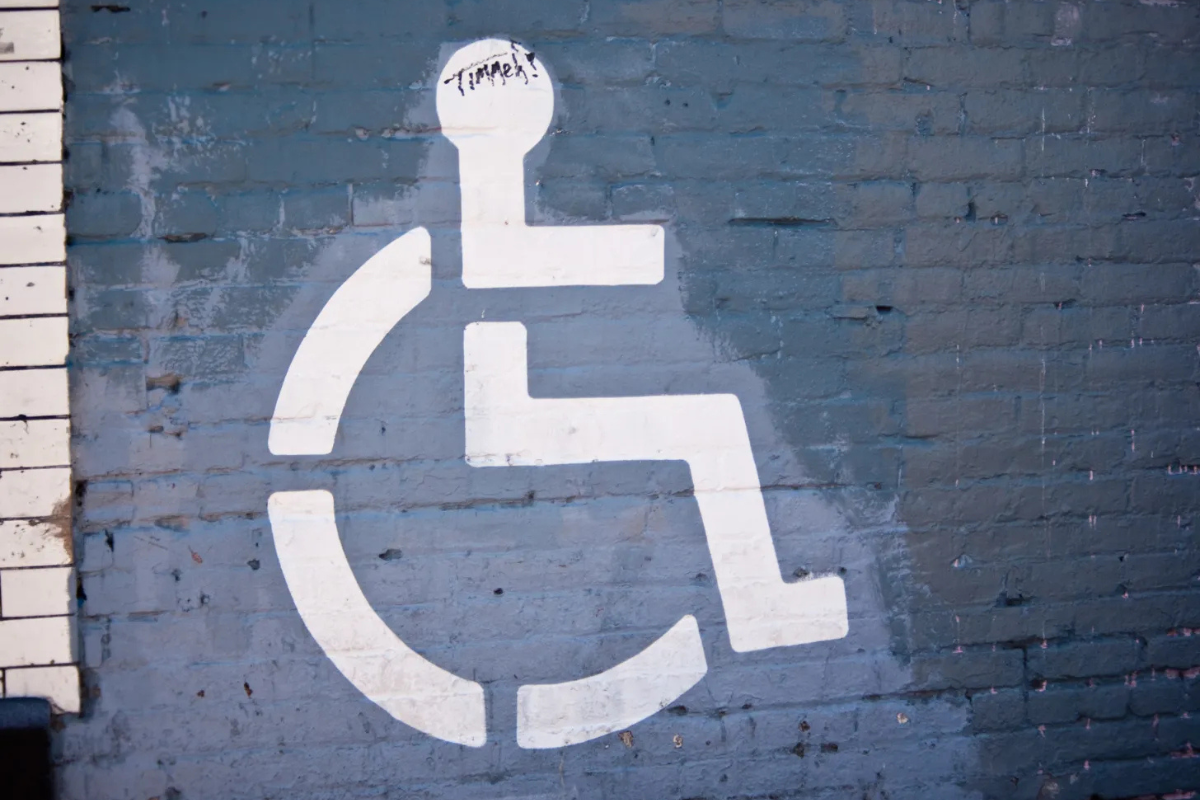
60, 1, 1200, 798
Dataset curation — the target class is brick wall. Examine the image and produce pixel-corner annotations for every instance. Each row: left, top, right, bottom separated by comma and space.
58, 1, 1199, 799
0, 0, 78, 717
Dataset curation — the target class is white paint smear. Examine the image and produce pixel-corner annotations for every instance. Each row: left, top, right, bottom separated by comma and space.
268, 490, 487, 746
517, 615, 708, 748
269, 227, 431, 455
464, 322, 848, 653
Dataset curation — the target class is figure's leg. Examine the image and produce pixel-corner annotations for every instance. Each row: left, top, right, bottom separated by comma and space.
464, 322, 848, 652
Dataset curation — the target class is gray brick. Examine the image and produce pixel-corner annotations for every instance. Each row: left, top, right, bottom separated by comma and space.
1026, 682, 1130, 724
722, 0, 847, 42
965, 89, 1085, 136
1081, 1, 1200, 45
1028, 639, 1141, 681
1129, 676, 1187, 716
241, 138, 425, 184
970, 689, 1026, 732
1090, 89, 1198, 135
535, 179, 608, 221
837, 89, 961, 134
849, 0, 968, 45
906, 47, 1024, 88
1025, 135, 1144, 178
610, 182, 675, 220
61, 3, 163, 45
1078, 45, 1143, 87
908, 137, 1023, 181
912, 647, 1026, 690
715, 86, 829, 133
973, 181, 1032, 222
535, 41, 653, 85
281, 188, 351, 232
167, 0, 311, 43
655, 42, 903, 89
588, 0, 717, 35
905, 307, 1020, 354
67, 44, 260, 93
1147, 634, 1200, 669
67, 192, 144, 238
311, 43, 439, 90
215, 190, 282, 234
448, 0, 586, 35
1078, 263, 1197, 305
1145, 131, 1200, 175
148, 335, 246, 377
836, 181, 913, 226
69, 335, 144, 365
74, 287, 160, 332
1020, 305, 1135, 349
1143, 44, 1200, 88
915, 182, 969, 220
153, 191, 218, 240
904, 222, 1012, 267
730, 181, 833, 223
904, 395, 1017, 439
1025, 49, 1082, 87
968, 0, 1056, 46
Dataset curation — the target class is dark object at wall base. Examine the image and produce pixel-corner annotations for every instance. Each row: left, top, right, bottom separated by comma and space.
0, 698, 53, 800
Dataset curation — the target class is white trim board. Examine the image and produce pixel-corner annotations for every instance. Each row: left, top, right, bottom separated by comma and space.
0, 1, 76, 716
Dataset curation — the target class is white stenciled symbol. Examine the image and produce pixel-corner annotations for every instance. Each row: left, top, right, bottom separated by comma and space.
267, 39, 848, 750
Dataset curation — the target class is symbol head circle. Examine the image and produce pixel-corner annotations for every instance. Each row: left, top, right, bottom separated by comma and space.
436, 38, 553, 155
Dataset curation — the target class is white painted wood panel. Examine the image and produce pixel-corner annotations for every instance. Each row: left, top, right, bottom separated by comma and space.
0, 113, 61, 163
0, 520, 71, 568
0, 10, 60, 62
0, 213, 65, 264
0, 0, 75, 714
0, 265, 65, 316
0, 419, 69, 467
0, 616, 73, 666
0, 367, 68, 417
0, 467, 70, 518
0, 316, 68, 366
0, 163, 60, 212
0, 61, 60, 112
0, 566, 73, 617
3, 664, 78, 713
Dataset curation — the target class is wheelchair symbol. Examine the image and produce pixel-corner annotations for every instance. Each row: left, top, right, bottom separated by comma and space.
267, 39, 848, 749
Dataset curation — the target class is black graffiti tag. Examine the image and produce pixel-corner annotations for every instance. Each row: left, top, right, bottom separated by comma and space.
442, 45, 538, 96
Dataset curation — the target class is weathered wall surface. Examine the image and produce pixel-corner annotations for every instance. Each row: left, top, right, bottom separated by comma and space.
57, 1, 1200, 798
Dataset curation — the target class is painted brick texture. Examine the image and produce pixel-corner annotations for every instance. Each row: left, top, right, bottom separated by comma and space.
59, 1, 1199, 799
